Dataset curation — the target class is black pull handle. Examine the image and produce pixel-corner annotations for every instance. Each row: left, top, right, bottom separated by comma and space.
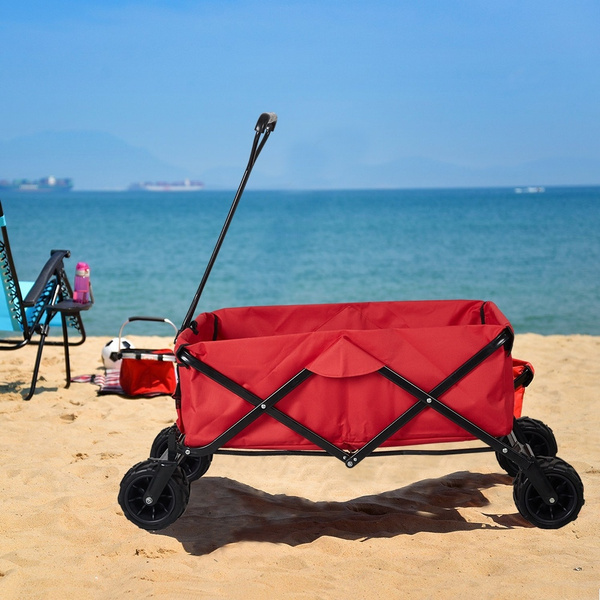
179, 112, 277, 335
255, 112, 277, 133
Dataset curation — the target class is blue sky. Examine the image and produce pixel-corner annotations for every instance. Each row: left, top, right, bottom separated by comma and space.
1, 1, 599, 188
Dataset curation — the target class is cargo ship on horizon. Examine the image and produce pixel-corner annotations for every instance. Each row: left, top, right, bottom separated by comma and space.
0, 176, 73, 192
128, 179, 204, 192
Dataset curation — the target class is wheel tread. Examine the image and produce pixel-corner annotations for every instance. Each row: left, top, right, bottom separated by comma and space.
513, 456, 584, 529
118, 460, 190, 530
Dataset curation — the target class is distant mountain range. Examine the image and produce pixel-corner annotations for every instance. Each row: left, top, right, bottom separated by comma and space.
1, 130, 599, 190
0, 131, 194, 190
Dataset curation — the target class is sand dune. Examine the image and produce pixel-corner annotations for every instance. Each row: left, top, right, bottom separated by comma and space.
0, 334, 598, 599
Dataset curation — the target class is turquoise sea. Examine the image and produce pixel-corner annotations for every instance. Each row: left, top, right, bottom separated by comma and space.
2, 186, 599, 337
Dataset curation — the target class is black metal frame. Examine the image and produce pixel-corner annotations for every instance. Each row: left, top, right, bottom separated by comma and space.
163, 327, 558, 507
174, 328, 512, 464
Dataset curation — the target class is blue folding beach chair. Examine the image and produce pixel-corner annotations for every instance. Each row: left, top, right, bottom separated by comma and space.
0, 201, 93, 399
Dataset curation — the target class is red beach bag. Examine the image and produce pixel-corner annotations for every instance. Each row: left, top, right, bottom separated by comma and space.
116, 317, 178, 397
119, 349, 177, 397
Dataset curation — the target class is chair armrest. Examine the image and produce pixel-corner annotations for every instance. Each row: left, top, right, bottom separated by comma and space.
22, 249, 71, 307
53, 299, 94, 314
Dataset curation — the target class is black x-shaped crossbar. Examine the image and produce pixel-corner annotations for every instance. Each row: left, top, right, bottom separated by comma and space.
176, 328, 517, 467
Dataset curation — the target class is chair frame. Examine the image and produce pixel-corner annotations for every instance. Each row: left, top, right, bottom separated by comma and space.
0, 201, 93, 400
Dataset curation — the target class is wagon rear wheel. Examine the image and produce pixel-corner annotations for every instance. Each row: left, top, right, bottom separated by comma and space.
513, 456, 584, 529
118, 460, 190, 530
496, 417, 558, 476
150, 424, 213, 482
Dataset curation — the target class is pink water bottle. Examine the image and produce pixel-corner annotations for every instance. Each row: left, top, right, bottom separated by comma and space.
73, 262, 90, 303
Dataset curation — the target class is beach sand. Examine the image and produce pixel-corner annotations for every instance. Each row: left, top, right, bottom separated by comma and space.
0, 333, 598, 599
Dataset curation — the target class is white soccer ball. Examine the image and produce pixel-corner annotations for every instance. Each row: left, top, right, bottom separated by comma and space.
101, 337, 134, 369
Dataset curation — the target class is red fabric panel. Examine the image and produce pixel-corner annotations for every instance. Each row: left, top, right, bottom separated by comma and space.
120, 350, 176, 397
208, 299, 502, 340
307, 336, 385, 378
176, 300, 515, 450
512, 358, 534, 419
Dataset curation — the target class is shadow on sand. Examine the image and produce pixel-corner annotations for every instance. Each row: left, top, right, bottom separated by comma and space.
156, 471, 529, 555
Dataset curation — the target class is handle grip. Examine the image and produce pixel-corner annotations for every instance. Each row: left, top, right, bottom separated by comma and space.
126, 316, 174, 324
255, 112, 277, 133
118, 316, 178, 347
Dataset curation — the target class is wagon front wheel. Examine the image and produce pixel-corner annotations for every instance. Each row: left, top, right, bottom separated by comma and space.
150, 424, 213, 482
118, 460, 190, 530
496, 417, 558, 476
513, 456, 584, 529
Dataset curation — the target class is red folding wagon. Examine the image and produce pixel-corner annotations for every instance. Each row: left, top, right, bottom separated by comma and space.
118, 113, 584, 531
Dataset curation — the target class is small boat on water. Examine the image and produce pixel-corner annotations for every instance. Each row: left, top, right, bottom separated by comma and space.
128, 179, 204, 192
515, 186, 545, 194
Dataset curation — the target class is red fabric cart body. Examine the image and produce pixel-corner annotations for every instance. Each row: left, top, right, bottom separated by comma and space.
175, 299, 517, 452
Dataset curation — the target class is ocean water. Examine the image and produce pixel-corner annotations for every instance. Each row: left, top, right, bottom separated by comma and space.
2, 186, 599, 337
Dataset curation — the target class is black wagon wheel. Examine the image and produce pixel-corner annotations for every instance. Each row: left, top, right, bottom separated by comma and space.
150, 424, 213, 482
118, 460, 190, 530
496, 417, 558, 476
513, 456, 584, 529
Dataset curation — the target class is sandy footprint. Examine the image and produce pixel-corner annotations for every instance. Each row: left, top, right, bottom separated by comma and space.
60, 413, 78, 422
